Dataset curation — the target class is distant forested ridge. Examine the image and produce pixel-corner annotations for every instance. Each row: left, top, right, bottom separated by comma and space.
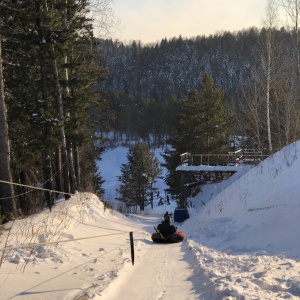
97, 28, 264, 100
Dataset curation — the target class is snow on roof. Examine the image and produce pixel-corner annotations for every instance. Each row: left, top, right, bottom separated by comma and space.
176, 164, 241, 172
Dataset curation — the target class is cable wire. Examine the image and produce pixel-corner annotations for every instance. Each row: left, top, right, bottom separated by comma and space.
0, 231, 129, 252
0, 179, 74, 202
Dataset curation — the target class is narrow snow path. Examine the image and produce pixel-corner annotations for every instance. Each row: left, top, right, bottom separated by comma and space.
98, 238, 202, 300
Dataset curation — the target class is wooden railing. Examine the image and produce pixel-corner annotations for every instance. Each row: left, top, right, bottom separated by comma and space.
180, 149, 269, 166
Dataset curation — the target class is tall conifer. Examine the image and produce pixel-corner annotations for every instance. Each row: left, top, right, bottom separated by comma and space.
118, 142, 162, 211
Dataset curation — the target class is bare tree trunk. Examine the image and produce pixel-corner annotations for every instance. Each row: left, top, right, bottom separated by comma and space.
0, 38, 17, 216
55, 147, 63, 192
262, 0, 279, 154
67, 142, 77, 193
35, 0, 53, 211
265, 36, 273, 154
274, 87, 283, 149
41, 57, 53, 210
62, 1, 77, 193
53, 58, 70, 195
63, 58, 77, 193
74, 145, 81, 188
236, 82, 263, 150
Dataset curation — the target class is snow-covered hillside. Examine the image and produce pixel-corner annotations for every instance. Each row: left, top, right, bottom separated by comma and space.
1, 142, 300, 299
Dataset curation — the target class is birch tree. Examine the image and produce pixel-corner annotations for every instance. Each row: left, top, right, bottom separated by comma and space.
261, 0, 280, 154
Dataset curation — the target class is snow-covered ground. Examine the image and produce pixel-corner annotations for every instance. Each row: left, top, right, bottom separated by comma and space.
1, 142, 300, 299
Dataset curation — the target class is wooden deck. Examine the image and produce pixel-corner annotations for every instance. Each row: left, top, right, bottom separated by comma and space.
176, 164, 240, 172
176, 149, 270, 207
178, 149, 269, 169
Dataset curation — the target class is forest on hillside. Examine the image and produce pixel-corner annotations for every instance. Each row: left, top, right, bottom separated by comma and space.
0, 0, 108, 220
1, 0, 300, 219
93, 20, 300, 202
98, 31, 255, 101
95, 25, 300, 153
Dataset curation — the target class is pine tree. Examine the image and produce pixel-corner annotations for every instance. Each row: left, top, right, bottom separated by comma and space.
173, 73, 231, 155
118, 142, 162, 211
1, 0, 107, 214
161, 150, 182, 196
165, 74, 232, 198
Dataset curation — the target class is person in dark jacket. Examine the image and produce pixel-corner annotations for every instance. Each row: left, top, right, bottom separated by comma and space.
166, 195, 170, 205
157, 214, 176, 234
163, 211, 172, 220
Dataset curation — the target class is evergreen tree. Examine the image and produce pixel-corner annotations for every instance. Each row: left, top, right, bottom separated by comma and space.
161, 150, 182, 196
0, 0, 107, 214
165, 74, 231, 197
118, 142, 162, 211
173, 73, 231, 155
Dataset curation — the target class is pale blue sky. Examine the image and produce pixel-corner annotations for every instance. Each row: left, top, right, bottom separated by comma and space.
112, 0, 268, 44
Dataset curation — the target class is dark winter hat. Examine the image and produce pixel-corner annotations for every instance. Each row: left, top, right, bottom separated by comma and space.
164, 214, 171, 221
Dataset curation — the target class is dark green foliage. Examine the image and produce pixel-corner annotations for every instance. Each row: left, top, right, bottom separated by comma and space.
93, 91, 181, 144
164, 74, 231, 196
97, 28, 300, 154
118, 142, 162, 211
161, 150, 182, 196
173, 74, 231, 155
97, 30, 260, 101
0, 0, 107, 214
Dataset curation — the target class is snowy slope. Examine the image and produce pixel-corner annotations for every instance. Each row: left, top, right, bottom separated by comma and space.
1, 142, 300, 299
